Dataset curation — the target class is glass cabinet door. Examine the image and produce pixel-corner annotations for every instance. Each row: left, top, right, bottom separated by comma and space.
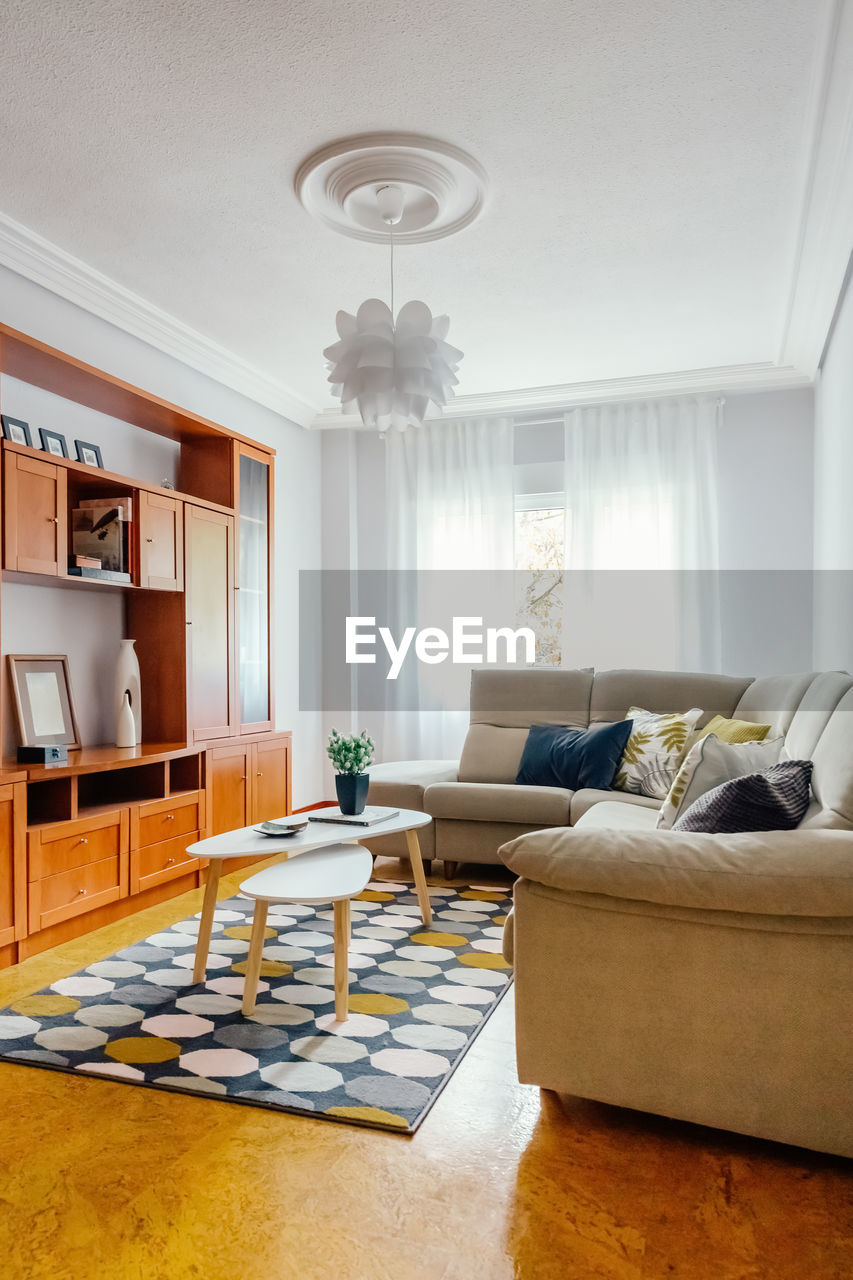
237, 447, 271, 729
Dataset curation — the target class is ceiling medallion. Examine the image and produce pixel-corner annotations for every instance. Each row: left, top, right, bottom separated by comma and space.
295, 132, 487, 245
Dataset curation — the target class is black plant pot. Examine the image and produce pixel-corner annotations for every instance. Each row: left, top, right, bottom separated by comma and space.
335, 772, 370, 815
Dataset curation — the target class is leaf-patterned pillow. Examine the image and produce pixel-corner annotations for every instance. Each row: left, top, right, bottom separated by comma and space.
614, 705, 703, 800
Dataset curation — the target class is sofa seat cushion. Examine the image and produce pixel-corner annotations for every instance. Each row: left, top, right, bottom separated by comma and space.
572, 800, 660, 832
425, 781, 572, 826
499, 825, 853, 917
570, 790, 660, 824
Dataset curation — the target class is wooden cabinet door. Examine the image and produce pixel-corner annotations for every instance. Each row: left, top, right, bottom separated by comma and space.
251, 739, 290, 823
3, 451, 67, 575
185, 505, 236, 740
209, 744, 251, 835
0, 784, 25, 948
139, 490, 184, 590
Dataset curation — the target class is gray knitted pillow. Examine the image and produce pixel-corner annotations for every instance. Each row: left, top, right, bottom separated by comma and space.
672, 760, 813, 834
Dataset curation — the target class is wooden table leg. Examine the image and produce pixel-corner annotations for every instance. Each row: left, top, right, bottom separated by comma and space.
192, 859, 223, 984
242, 900, 269, 1016
405, 828, 433, 926
333, 898, 351, 1021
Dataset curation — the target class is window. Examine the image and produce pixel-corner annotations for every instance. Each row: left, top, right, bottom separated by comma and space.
514, 497, 564, 667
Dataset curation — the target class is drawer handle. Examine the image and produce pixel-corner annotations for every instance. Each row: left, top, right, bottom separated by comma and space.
166, 857, 175, 865
77, 838, 88, 846
78, 888, 87, 896
166, 813, 175, 821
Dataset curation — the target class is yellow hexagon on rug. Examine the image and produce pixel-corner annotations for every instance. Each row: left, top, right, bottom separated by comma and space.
224, 925, 277, 941
458, 952, 512, 970
459, 890, 506, 902
348, 994, 409, 1015
327, 1106, 408, 1128
492, 915, 508, 926
104, 1036, 181, 1064
11, 994, 81, 1017
410, 932, 468, 947
231, 960, 292, 978
355, 890, 394, 902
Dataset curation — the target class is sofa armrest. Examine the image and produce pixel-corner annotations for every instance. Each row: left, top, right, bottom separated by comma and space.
499, 826, 853, 918
370, 760, 458, 786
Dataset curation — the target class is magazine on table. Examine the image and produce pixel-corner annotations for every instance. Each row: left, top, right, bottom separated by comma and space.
308, 806, 400, 827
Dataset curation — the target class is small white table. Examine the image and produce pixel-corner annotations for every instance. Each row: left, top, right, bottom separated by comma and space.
185, 807, 432, 984
240, 844, 374, 1019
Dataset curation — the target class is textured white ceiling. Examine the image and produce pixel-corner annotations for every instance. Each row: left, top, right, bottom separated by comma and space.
0, 1, 827, 414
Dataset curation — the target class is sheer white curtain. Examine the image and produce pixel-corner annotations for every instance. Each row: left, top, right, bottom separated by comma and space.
382, 416, 515, 759
562, 397, 722, 671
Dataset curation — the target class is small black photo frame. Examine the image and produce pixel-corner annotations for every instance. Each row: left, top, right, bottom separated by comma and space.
75, 440, 104, 469
39, 428, 69, 459
1, 415, 33, 447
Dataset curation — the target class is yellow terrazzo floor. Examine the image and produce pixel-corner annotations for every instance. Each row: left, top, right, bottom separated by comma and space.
0, 858, 851, 1280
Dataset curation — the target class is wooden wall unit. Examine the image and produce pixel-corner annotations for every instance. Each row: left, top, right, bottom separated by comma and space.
0, 322, 292, 968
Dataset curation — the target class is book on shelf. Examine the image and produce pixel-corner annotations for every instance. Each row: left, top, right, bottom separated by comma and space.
70, 554, 101, 569
308, 806, 400, 827
66, 566, 132, 583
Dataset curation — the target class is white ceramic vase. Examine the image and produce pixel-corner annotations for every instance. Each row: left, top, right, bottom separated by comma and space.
116, 691, 136, 748
115, 639, 142, 747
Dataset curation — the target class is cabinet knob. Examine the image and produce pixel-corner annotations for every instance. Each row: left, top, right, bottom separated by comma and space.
146, 537, 154, 543
49, 517, 59, 524
166, 813, 175, 821
241, 775, 247, 781
257, 771, 263, 777
166, 857, 175, 865
78, 888, 87, 896
77, 838, 88, 846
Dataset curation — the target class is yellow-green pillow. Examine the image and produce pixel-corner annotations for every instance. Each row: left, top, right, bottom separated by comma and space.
699, 714, 771, 744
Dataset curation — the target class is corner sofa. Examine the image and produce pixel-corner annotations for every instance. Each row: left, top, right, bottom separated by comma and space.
368, 666, 853, 1156
366, 665, 794, 871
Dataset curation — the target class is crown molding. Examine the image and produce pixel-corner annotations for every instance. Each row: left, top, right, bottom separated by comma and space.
779, 0, 853, 374
310, 361, 813, 428
0, 211, 317, 428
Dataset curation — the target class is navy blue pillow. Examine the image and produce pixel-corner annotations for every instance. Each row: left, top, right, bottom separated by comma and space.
515, 721, 633, 791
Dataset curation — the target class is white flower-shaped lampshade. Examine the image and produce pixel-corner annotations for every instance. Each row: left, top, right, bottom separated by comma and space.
323, 298, 463, 432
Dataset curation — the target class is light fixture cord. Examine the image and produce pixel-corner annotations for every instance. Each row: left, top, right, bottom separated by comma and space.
389, 224, 395, 320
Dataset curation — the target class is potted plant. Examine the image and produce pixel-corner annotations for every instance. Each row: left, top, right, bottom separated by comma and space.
327, 728, 376, 815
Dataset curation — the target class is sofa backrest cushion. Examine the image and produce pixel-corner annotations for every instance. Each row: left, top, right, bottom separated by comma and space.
733, 672, 817, 737
459, 667, 594, 783
590, 669, 753, 727
793, 678, 853, 830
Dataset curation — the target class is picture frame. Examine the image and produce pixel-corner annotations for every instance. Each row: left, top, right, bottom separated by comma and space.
75, 440, 104, 469
1, 415, 33, 447
39, 428, 69, 459
7, 655, 81, 750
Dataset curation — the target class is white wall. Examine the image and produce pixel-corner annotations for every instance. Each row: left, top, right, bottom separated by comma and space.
0, 264, 325, 805
813, 267, 853, 670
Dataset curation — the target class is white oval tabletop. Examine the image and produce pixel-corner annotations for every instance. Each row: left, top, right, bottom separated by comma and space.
186, 806, 431, 861
240, 843, 374, 904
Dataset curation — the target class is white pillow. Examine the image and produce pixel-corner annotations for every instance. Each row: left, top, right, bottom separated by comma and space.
615, 706, 703, 800
656, 733, 785, 829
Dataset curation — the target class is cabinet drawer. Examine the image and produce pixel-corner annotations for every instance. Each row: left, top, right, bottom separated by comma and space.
29, 812, 126, 880
132, 831, 200, 895
31, 856, 124, 932
136, 794, 201, 848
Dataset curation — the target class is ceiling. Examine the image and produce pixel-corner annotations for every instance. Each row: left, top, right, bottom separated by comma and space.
0, 1, 849, 427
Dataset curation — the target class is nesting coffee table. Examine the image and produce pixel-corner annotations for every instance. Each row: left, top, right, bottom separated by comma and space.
185, 808, 433, 986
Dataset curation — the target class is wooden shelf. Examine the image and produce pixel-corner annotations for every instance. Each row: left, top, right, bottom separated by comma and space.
0, 322, 275, 455
1, 742, 201, 784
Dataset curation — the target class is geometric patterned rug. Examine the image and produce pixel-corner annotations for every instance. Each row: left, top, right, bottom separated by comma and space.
0, 880, 513, 1133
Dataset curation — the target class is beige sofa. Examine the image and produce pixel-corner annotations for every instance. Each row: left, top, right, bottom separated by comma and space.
501, 670, 853, 1157
366, 665, 791, 872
